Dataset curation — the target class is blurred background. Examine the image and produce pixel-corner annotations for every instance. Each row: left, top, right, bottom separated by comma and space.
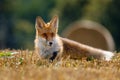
0, 0, 120, 51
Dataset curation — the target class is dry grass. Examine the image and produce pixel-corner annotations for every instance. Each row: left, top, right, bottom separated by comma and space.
0, 50, 120, 80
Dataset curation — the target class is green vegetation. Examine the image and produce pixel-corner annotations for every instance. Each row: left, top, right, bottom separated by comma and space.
0, 50, 120, 80
1, 1, 120, 79
0, 0, 120, 50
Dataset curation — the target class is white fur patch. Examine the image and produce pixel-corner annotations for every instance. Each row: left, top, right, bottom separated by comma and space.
102, 51, 114, 61
36, 36, 62, 59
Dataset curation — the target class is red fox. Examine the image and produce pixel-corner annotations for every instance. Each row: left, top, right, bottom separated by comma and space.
34, 16, 114, 61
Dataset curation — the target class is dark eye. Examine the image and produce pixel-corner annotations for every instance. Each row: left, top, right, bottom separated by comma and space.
42, 33, 47, 38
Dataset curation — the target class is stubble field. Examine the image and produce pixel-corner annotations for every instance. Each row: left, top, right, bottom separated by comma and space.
0, 50, 120, 80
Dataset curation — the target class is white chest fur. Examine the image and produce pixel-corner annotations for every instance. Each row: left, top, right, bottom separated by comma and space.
35, 36, 62, 59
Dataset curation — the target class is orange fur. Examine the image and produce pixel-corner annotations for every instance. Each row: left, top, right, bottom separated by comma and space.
35, 16, 114, 61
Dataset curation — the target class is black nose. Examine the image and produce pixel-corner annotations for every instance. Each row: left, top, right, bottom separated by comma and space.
49, 42, 53, 46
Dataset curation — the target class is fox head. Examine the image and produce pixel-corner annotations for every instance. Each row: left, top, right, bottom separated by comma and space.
35, 16, 59, 47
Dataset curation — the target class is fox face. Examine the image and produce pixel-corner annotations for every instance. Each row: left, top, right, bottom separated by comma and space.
35, 16, 58, 47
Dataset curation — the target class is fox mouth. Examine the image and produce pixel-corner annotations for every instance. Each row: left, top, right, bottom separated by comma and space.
45, 45, 52, 49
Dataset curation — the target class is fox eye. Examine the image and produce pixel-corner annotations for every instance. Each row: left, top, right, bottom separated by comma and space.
42, 33, 47, 38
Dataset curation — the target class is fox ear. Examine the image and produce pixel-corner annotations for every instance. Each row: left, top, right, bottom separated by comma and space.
50, 16, 59, 28
35, 16, 45, 29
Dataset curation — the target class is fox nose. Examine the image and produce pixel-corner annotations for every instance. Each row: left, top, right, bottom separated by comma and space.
49, 42, 53, 46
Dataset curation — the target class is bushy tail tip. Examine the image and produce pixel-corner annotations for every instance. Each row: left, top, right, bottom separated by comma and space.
103, 51, 114, 61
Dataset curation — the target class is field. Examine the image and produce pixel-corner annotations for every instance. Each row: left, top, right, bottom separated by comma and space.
0, 50, 120, 80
